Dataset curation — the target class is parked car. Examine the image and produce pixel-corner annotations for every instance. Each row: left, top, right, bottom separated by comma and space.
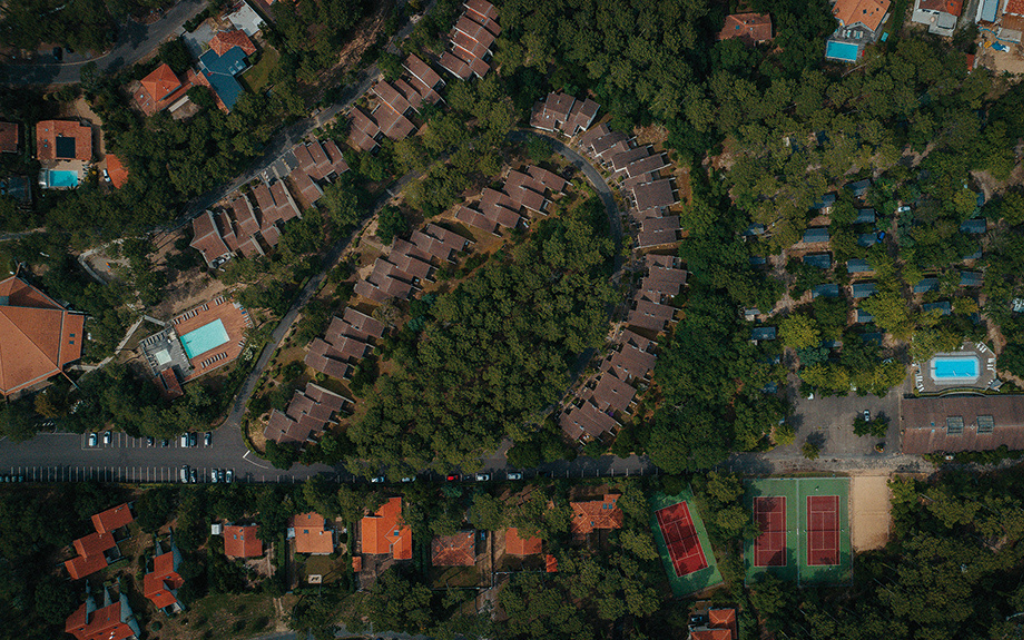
189, 468, 197, 483
102, 432, 111, 445
863, 410, 871, 422
211, 469, 219, 483
475, 473, 491, 482
101, 169, 110, 183
401, 476, 416, 483
180, 465, 189, 483
225, 469, 233, 483
161, 439, 170, 447
507, 471, 523, 481
446, 474, 460, 482
189, 432, 198, 447
217, 469, 226, 482
88, 433, 97, 447
146, 437, 154, 447
204, 432, 212, 447
180, 433, 189, 448
370, 475, 385, 484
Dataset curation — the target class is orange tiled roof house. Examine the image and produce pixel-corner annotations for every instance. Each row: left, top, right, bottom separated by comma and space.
0, 275, 86, 397
360, 497, 412, 562
65, 586, 142, 640
64, 503, 135, 580
569, 494, 624, 537
143, 532, 185, 615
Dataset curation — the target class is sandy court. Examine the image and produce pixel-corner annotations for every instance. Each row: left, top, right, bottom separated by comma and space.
850, 474, 892, 552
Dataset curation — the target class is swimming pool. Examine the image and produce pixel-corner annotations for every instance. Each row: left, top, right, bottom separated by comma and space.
180, 320, 230, 359
931, 355, 980, 382
825, 40, 860, 62
48, 170, 79, 188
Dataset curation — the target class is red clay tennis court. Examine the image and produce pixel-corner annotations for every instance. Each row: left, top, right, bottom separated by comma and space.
753, 497, 787, 567
807, 495, 840, 566
656, 502, 708, 577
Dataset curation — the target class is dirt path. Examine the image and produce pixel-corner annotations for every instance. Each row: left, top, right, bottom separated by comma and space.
849, 474, 892, 552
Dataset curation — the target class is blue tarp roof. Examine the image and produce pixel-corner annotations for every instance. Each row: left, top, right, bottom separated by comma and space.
803, 253, 832, 269
960, 218, 987, 234
856, 308, 874, 323
803, 227, 830, 243
913, 278, 939, 294
751, 327, 777, 341
852, 282, 877, 298
922, 301, 952, 316
812, 284, 839, 298
847, 258, 871, 273
198, 46, 249, 111
960, 271, 983, 287
854, 208, 876, 224
812, 193, 837, 210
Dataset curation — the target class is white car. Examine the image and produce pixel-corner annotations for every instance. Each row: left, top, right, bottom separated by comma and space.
370, 475, 385, 483
507, 472, 523, 481
475, 473, 491, 482
87, 433, 98, 447
102, 432, 111, 445
180, 465, 189, 483
180, 433, 189, 448
211, 469, 219, 483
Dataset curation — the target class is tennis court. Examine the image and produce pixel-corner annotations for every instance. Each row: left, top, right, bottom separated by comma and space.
807, 496, 840, 566
656, 502, 708, 577
745, 477, 851, 585
650, 490, 722, 596
753, 497, 787, 567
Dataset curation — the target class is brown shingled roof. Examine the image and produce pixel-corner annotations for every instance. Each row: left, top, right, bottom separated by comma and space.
0, 121, 20, 154
35, 120, 92, 162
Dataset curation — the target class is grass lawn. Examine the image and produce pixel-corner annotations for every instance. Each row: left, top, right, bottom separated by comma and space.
241, 46, 281, 93
153, 592, 281, 640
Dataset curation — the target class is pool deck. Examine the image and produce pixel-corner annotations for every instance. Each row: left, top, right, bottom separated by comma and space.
912, 342, 997, 395
171, 296, 253, 382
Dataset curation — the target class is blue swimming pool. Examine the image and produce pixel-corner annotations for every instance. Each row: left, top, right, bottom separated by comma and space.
180, 319, 229, 359
48, 170, 79, 188
825, 40, 860, 62
931, 355, 980, 381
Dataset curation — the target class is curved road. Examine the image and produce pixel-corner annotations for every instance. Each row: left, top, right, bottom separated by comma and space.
0, 0, 207, 86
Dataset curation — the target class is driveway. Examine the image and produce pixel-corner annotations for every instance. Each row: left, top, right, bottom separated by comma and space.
1, 0, 207, 86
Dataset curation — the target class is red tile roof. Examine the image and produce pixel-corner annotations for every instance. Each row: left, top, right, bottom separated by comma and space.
223, 525, 263, 558
144, 549, 184, 609
505, 528, 542, 555
105, 154, 129, 189
0, 276, 85, 396
545, 553, 558, 572
403, 55, 443, 90
35, 120, 92, 162
92, 503, 134, 534
141, 63, 183, 103
1008, 0, 1024, 15
691, 609, 738, 640
431, 531, 476, 566
290, 512, 334, 554
718, 13, 773, 42
65, 599, 136, 640
209, 29, 257, 56
832, 0, 891, 32
920, 0, 963, 15
0, 121, 19, 154
361, 497, 412, 559
65, 532, 116, 579
570, 495, 623, 535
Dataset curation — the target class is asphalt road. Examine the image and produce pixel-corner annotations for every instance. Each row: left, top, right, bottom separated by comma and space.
1, 0, 207, 86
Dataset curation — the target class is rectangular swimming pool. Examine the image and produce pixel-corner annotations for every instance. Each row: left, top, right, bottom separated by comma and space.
180, 319, 230, 359
48, 170, 79, 188
931, 355, 980, 381
825, 40, 860, 62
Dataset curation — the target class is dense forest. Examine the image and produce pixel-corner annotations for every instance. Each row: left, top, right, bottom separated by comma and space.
343, 194, 617, 474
